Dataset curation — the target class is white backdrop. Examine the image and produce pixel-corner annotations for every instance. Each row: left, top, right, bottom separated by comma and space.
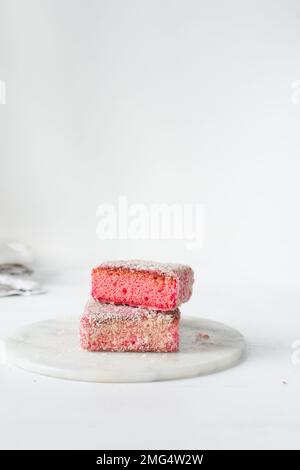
1, 0, 300, 286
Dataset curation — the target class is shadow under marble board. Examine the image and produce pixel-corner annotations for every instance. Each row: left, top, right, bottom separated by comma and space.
1, 316, 246, 382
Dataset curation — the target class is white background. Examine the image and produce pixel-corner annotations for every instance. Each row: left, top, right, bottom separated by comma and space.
1, 0, 300, 450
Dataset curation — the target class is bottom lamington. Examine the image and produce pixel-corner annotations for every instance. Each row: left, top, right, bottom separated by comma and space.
80, 299, 180, 352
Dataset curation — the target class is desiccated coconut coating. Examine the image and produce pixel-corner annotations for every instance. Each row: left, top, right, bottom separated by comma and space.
80, 298, 180, 352
91, 260, 194, 311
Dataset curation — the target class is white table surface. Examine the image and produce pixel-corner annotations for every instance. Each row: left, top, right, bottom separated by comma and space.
0, 270, 299, 450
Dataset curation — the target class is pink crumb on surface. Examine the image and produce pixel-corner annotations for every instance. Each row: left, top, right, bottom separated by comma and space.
91, 260, 194, 311
197, 332, 210, 340
80, 298, 180, 352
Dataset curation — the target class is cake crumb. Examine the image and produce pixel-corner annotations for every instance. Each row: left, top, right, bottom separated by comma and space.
197, 332, 210, 340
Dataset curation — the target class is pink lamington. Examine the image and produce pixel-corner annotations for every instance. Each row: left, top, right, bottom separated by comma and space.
91, 260, 194, 311
80, 298, 180, 352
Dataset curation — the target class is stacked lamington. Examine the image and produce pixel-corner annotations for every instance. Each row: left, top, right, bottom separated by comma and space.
80, 260, 194, 352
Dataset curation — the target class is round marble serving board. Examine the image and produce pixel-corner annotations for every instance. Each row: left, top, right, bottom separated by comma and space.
1, 316, 246, 382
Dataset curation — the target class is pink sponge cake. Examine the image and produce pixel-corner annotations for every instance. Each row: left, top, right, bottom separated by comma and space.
80, 299, 180, 352
91, 260, 194, 311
